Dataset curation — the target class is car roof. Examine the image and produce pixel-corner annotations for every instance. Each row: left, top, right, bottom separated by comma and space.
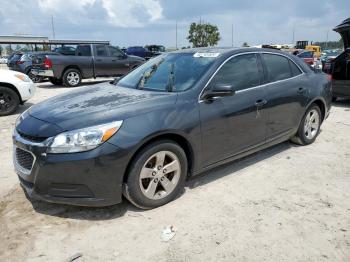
172, 47, 293, 56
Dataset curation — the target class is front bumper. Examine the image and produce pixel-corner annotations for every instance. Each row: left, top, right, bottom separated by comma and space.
17, 81, 36, 102
13, 129, 130, 207
31, 69, 54, 77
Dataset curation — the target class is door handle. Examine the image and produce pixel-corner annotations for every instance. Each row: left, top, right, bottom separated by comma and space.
255, 99, 267, 107
112, 59, 116, 62
96, 59, 102, 62
297, 87, 306, 94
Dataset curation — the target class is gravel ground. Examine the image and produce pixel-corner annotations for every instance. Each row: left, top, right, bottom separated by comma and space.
0, 76, 350, 262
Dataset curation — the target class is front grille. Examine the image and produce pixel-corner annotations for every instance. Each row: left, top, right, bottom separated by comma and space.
17, 130, 47, 143
15, 148, 34, 171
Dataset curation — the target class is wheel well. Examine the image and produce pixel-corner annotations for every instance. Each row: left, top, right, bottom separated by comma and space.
123, 133, 195, 183
62, 66, 82, 79
0, 82, 22, 103
312, 99, 326, 121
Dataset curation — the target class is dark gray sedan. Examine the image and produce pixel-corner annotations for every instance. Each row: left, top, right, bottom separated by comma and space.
14, 47, 332, 209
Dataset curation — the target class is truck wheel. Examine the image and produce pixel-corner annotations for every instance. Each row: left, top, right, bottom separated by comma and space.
49, 78, 63, 86
0, 86, 20, 116
63, 69, 82, 87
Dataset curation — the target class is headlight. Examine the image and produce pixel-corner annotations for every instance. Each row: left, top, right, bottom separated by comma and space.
47, 121, 123, 153
14, 74, 31, 82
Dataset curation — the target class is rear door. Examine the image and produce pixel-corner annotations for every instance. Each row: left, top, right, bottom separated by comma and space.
199, 53, 268, 166
93, 45, 112, 76
261, 53, 308, 141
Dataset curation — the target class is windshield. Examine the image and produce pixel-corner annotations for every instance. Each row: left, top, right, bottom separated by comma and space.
117, 53, 216, 92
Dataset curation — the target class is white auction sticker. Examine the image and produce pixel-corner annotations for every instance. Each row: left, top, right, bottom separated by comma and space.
193, 52, 220, 58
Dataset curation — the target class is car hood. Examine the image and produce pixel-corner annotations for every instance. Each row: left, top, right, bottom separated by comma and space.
334, 17, 350, 49
27, 82, 177, 133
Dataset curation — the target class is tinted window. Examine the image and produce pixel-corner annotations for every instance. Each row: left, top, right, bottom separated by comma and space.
262, 54, 292, 82
289, 60, 302, 76
95, 45, 108, 57
108, 46, 124, 57
76, 45, 91, 56
210, 53, 261, 91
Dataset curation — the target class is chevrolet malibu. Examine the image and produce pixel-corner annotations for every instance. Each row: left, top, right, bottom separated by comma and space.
13, 48, 332, 209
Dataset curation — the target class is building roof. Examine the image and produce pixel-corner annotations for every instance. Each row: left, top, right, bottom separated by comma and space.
0, 35, 109, 45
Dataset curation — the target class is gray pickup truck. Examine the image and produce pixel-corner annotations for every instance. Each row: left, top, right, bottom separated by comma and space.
31, 44, 145, 87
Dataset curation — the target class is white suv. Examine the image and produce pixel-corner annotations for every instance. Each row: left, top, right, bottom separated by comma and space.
0, 69, 36, 116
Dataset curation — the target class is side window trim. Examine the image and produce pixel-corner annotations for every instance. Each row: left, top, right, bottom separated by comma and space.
198, 51, 305, 102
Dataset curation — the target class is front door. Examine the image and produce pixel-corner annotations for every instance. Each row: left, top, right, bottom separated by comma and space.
107, 46, 130, 76
199, 53, 268, 167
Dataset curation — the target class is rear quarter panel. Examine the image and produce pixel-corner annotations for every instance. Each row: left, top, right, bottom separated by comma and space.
48, 55, 94, 79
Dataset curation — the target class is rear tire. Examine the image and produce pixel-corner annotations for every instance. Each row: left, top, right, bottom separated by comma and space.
124, 140, 188, 209
27, 71, 43, 83
49, 78, 63, 85
0, 86, 20, 116
62, 69, 82, 87
291, 104, 321, 145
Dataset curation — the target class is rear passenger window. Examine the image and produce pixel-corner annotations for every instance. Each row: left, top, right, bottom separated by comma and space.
76, 45, 91, 56
210, 53, 261, 91
289, 60, 302, 76
262, 54, 292, 82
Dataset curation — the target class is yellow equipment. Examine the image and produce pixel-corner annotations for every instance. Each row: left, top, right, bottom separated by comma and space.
305, 45, 321, 58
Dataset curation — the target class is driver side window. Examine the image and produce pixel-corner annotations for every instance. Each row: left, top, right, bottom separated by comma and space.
210, 53, 262, 91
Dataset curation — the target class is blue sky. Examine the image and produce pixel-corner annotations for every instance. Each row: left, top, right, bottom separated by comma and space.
0, 0, 349, 47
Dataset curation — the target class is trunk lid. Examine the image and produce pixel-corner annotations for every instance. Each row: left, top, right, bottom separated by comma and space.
334, 17, 350, 49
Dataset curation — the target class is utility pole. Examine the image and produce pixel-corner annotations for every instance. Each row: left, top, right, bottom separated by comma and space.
231, 24, 234, 47
51, 15, 56, 39
292, 25, 295, 46
175, 21, 178, 50
326, 30, 329, 49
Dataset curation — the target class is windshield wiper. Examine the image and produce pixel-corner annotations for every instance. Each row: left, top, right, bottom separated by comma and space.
136, 58, 164, 89
166, 63, 175, 92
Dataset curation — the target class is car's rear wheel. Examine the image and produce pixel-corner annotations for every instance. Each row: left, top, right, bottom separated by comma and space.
63, 69, 82, 87
49, 78, 63, 86
0, 86, 20, 116
291, 104, 321, 145
124, 140, 187, 209
27, 71, 43, 83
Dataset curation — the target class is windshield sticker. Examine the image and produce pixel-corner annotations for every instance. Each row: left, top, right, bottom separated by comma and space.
193, 52, 220, 58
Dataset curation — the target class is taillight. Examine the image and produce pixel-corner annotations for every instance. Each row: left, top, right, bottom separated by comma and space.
44, 57, 52, 69
326, 74, 332, 81
15, 60, 24, 65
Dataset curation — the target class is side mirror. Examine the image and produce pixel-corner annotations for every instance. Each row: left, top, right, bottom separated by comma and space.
110, 76, 122, 85
202, 84, 235, 101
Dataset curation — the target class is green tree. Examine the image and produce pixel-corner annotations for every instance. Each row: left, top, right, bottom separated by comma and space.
187, 22, 221, 47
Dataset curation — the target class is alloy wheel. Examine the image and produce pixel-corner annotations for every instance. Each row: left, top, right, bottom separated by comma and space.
304, 109, 320, 140
139, 150, 181, 200
67, 72, 80, 86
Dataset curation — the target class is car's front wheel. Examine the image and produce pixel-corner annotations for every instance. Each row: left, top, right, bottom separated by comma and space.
291, 103, 322, 145
124, 140, 188, 209
0, 86, 20, 116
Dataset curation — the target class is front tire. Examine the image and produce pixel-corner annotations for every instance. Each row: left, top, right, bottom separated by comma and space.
0, 86, 20, 116
124, 140, 188, 209
291, 104, 321, 145
63, 69, 82, 87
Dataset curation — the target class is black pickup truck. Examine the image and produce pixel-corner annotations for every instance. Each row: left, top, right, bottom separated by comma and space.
31, 44, 145, 87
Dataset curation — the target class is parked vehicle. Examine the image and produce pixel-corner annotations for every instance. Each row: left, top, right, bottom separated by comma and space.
0, 56, 9, 64
0, 69, 35, 116
305, 45, 321, 58
31, 44, 145, 87
13, 48, 332, 209
145, 45, 166, 55
323, 17, 350, 100
53, 46, 76, 55
321, 50, 341, 68
7, 51, 61, 83
126, 46, 153, 60
297, 50, 315, 66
